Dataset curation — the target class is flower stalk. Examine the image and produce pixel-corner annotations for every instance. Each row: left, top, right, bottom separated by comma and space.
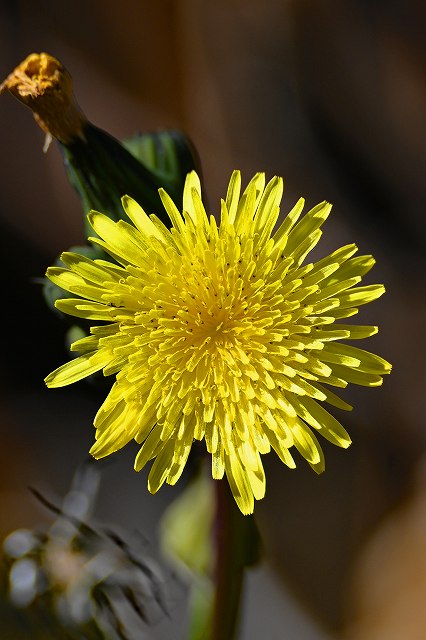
211, 479, 245, 640
211, 478, 261, 640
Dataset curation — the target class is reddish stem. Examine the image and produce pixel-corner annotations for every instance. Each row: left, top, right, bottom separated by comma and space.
211, 479, 245, 640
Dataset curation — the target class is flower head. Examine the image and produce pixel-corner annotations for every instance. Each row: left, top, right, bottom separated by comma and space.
45, 171, 391, 514
3, 464, 166, 637
0, 52, 86, 144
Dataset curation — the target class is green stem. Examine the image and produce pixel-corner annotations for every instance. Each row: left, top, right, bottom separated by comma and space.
210, 480, 246, 640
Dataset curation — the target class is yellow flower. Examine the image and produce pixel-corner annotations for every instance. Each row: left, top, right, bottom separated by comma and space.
45, 171, 391, 514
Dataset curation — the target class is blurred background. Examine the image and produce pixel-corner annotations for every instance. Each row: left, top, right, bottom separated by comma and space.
0, 0, 425, 638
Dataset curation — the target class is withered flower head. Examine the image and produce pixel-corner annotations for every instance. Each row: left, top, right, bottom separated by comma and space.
0, 52, 86, 143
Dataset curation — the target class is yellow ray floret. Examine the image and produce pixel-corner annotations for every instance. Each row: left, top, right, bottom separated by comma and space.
45, 171, 391, 515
